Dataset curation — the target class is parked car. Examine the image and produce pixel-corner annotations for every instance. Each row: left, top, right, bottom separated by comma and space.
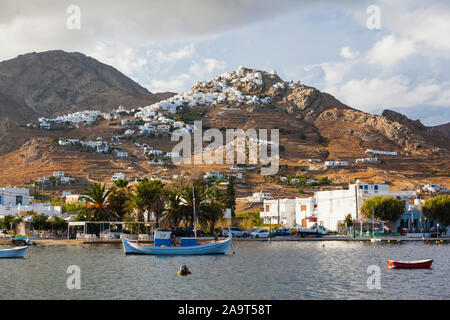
171, 227, 204, 237
245, 228, 259, 236
269, 228, 291, 238
250, 229, 270, 238
228, 227, 247, 238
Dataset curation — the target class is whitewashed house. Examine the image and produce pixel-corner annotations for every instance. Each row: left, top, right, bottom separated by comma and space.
53, 172, 65, 178
249, 191, 272, 202
203, 172, 224, 180
260, 198, 296, 227
116, 151, 128, 158
112, 173, 126, 181
315, 183, 416, 231
96, 145, 109, 153
325, 161, 348, 166
295, 197, 318, 228
355, 157, 378, 163
0, 187, 61, 217
148, 150, 164, 156
365, 149, 397, 156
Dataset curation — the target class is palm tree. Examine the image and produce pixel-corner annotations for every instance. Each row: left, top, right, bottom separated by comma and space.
159, 187, 184, 229
201, 187, 226, 234
80, 183, 111, 221
0, 214, 23, 235
128, 179, 165, 225
108, 179, 131, 222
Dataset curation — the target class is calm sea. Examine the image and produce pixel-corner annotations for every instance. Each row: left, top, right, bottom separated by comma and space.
0, 241, 448, 299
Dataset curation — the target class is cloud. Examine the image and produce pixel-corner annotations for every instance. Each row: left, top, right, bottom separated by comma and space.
367, 34, 415, 68
0, 0, 302, 62
326, 76, 448, 113
340, 46, 359, 59
189, 58, 226, 78
147, 73, 192, 92
155, 45, 195, 63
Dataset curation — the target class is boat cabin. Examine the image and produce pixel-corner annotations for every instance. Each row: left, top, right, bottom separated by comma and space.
153, 230, 197, 247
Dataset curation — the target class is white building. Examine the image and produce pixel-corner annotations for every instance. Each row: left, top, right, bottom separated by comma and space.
325, 161, 348, 166
112, 173, 126, 181
203, 172, 224, 180
116, 151, 128, 158
421, 183, 448, 193
148, 150, 164, 156
315, 184, 416, 231
260, 198, 296, 226
365, 149, 397, 156
248, 191, 272, 202
295, 197, 318, 228
53, 172, 65, 178
0, 187, 61, 217
355, 157, 378, 163
96, 146, 109, 153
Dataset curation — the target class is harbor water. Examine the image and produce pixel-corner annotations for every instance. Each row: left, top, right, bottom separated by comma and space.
0, 241, 449, 299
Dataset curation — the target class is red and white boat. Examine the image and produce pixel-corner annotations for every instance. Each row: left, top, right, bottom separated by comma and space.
387, 259, 433, 269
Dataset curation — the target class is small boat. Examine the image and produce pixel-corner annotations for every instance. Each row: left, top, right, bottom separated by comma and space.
11, 236, 26, 242
0, 246, 28, 259
387, 259, 433, 269
122, 232, 232, 255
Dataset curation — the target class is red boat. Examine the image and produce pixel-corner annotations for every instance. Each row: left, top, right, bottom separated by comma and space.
387, 259, 433, 269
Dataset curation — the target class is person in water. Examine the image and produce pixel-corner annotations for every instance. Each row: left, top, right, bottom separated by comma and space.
178, 265, 191, 276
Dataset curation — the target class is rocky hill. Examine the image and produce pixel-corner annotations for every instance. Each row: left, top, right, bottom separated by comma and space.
0, 50, 174, 153
432, 122, 450, 139
0, 61, 448, 192
143, 66, 448, 156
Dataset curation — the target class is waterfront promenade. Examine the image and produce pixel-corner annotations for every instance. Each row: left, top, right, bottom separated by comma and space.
1, 236, 449, 245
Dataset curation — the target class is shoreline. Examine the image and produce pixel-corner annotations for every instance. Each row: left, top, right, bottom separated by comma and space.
1, 236, 449, 246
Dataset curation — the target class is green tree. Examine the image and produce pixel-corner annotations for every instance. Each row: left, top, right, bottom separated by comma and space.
80, 183, 111, 221
128, 179, 165, 225
343, 214, 354, 227
360, 196, 405, 222
32, 213, 50, 230
50, 216, 67, 231
422, 195, 450, 226
0, 215, 22, 234
108, 179, 131, 222
202, 187, 225, 234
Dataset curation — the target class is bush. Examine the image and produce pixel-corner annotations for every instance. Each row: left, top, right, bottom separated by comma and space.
422, 195, 450, 226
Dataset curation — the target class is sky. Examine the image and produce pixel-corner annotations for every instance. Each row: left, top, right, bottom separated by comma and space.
1, 0, 450, 125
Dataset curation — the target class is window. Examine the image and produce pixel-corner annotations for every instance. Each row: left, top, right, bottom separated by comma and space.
16, 196, 23, 205
0, 195, 2, 205
265, 205, 270, 211
374, 185, 378, 190
301, 205, 306, 211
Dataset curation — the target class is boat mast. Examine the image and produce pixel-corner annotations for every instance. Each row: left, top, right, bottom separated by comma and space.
192, 185, 197, 238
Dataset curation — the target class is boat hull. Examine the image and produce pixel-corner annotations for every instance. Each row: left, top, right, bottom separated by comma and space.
387, 259, 433, 269
0, 246, 28, 259
122, 237, 232, 255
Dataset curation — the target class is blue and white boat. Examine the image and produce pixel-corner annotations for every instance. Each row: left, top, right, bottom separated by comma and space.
0, 246, 28, 259
121, 231, 232, 255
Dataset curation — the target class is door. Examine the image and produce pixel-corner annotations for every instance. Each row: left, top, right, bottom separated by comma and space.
302, 219, 306, 227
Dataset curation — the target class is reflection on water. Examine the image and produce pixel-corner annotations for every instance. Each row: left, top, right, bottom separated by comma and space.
0, 241, 449, 299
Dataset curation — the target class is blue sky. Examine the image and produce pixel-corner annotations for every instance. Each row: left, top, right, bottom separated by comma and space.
1, 0, 449, 125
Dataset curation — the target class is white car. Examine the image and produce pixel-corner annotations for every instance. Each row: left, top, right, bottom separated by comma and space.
250, 229, 270, 238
